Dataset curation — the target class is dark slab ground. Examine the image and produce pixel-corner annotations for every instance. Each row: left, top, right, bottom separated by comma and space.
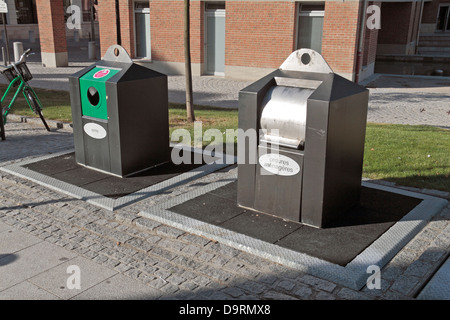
23, 151, 206, 199
169, 181, 422, 266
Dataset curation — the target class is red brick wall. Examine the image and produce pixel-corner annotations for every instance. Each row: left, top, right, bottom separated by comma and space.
225, 1, 296, 68
98, 0, 135, 58
150, 0, 203, 63
98, 0, 118, 57
118, 0, 135, 58
190, 1, 204, 64
97, 0, 369, 79
36, 0, 67, 53
321, 1, 361, 76
150, 1, 183, 62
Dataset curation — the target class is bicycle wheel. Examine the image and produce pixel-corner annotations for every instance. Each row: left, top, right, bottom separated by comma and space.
24, 88, 51, 132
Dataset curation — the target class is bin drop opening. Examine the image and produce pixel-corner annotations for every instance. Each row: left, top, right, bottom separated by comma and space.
87, 87, 100, 106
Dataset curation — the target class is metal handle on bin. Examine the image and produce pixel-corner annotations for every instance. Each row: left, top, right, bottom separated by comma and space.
103, 45, 133, 64
280, 49, 333, 74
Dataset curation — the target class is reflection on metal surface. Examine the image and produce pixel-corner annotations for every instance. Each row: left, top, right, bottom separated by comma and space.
260, 86, 313, 149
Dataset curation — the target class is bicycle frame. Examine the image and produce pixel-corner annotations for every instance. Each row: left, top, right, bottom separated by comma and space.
1, 49, 50, 132
1, 74, 43, 120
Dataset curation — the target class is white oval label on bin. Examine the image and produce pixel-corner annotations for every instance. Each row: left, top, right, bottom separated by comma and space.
93, 69, 110, 79
84, 123, 107, 140
259, 153, 300, 176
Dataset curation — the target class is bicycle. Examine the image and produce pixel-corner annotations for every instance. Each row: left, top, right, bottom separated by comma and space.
1, 48, 50, 132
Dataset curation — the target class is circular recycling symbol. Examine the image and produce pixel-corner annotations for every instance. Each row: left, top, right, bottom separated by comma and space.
93, 69, 110, 79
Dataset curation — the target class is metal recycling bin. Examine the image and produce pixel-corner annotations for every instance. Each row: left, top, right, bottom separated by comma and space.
69, 45, 169, 177
237, 49, 369, 228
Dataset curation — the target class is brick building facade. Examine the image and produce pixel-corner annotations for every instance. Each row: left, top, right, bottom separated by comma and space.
30, 0, 450, 80
95, 0, 376, 82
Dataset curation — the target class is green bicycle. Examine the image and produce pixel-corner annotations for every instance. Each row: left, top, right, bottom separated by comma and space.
1, 48, 50, 132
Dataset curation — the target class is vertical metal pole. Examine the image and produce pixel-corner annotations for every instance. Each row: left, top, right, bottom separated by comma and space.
2, 13, 10, 64
0, 101, 5, 141
90, 0, 96, 42
355, 0, 368, 84
115, 0, 121, 45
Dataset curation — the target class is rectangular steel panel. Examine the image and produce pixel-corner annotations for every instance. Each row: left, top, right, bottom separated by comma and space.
81, 117, 110, 172
254, 145, 304, 222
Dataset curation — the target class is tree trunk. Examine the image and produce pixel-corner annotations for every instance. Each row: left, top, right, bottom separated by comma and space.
184, 0, 195, 122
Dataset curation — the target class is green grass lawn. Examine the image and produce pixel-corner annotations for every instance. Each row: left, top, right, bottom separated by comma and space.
1, 85, 73, 122
363, 123, 449, 192
3, 85, 449, 192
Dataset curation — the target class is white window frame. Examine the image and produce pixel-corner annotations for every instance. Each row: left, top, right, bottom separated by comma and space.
133, 0, 151, 59
436, 4, 450, 32
204, 4, 226, 76
295, 3, 325, 51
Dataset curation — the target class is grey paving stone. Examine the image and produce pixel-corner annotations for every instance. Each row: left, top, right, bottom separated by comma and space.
417, 256, 450, 300
236, 280, 267, 295
0, 241, 77, 291
220, 286, 245, 298
389, 274, 421, 296
29, 256, 117, 299
71, 273, 163, 300
0, 228, 42, 253
299, 275, 337, 293
314, 291, 336, 300
263, 290, 297, 300
276, 279, 296, 292
0, 281, 61, 300
337, 288, 373, 300
155, 225, 185, 239
293, 285, 313, 299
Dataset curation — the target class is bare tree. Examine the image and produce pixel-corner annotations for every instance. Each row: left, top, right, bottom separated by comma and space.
184, 0, 195, 122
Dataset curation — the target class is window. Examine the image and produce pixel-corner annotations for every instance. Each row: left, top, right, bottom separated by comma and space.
15, 0, 38, 24
297, 3, 325, 53
205, 2, 225, 11
436, 5, 450, 32
134, 1, 151, 58
63, 0, 98, 23
82, 0, 98, 23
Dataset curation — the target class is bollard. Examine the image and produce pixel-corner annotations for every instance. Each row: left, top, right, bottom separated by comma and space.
29, 30, 35, 43
88, 41, 96, 60
13, 42, 24, 63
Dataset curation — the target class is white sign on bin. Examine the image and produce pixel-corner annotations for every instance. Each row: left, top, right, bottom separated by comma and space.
0, 1, 8, 13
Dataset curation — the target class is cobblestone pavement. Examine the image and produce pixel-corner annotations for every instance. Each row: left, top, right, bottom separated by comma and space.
365, 75, 450, 128
0, 120, 449, 300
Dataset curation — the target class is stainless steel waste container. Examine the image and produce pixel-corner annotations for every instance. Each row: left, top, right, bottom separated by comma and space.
237, 49, 369, 228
